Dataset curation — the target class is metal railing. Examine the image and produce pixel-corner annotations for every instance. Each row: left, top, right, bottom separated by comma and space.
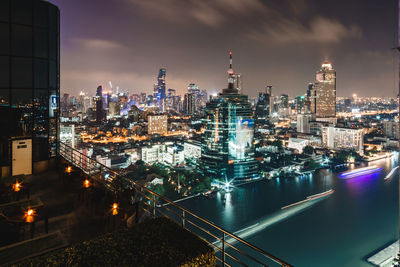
59, 142, 292, 267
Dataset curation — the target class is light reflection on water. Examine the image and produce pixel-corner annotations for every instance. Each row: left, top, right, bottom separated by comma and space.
180, 156, 399, 266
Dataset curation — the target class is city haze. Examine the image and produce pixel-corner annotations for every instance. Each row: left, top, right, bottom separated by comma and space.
50, 0, 398, 97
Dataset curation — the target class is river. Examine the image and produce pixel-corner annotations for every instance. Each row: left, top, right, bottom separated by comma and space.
178, 155, 398, 266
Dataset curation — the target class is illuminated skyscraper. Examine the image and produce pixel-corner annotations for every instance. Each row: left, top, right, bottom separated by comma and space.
314, 62, 336, 118
201, 52, 258, 181
255, 85, 272, 125
155, 68, 166, 112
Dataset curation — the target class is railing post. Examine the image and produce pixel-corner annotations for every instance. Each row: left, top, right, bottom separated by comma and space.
152, 194, 156, 217
222, 232, 226, 267
182, 210, 185, 228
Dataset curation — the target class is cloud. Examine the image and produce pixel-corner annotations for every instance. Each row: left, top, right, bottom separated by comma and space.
72, 38, 124, 49
249, 16, 362, 45
125, 0, 267, 27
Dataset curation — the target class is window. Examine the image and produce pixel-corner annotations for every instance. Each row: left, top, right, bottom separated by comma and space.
0, 23, 9, 55
12, 0, 33, 26
34, 89, 48, 119
49, 60, 56, 89
34, 28, 48, 58
0, 56, 9, 88
34, 59, 48, 88
49, 28, 57, 60
34, 1, 48, 28
11, 24, 32, 57
12, 58, 32, 88
33, 119, 48, 138
12, 88, 32, 108
0, 89, 9, 106
0, 0, 10, 23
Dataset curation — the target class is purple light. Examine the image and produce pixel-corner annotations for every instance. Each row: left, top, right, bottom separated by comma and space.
339, 166, 383, 179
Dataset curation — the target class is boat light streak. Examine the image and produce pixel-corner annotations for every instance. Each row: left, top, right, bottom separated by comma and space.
339, 166, 383, 179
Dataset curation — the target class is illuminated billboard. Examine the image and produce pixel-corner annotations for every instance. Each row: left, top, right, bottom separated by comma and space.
229, 118, 254, 160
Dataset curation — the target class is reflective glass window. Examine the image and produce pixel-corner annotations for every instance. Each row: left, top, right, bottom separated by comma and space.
49, 60, 56, 88
11, 0, 33, 26
34, 89, 48, 119
11, 24, 32, 57
0, 89, 9, 106
0, 0, 10, 23
0, 56, 9, 88
34, 1, 48, 28
34, 59, 48, 88
0, 23, 9, 55
49, 28, 57, 60
12, 58, 32, 88
33, 120, 48, 138
34, 27, 48, 58
48, 5, 57, 30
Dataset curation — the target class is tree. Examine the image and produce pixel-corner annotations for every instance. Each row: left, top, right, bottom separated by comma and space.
303, 145, 314, 155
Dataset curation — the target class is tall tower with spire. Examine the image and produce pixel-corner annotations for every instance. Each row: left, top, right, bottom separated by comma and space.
201, 52, 258, 182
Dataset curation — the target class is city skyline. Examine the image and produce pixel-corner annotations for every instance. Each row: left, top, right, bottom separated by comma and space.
49, 0, 398, 98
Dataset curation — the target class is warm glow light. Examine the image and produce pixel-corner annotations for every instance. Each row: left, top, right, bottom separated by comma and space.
25, 209, 36, 223
84, 179, 90, 188
13, 182, 21, 192
66, 166, 72, 173
112, 203, 118, 215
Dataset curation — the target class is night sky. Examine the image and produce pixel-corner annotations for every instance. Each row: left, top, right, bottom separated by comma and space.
49, 0, 398, 98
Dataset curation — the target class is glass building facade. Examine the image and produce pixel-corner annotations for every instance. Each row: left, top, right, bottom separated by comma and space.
0, 0, 60, 171
314, 62, 336, 118
201, 84, 259, 181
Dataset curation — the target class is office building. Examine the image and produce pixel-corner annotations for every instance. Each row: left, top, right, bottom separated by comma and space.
148, 114, 168, 135
183, 93, 196, 115
95, 85, 105, 123
0, 0, 60, 177
255, 85, 272, 125
201, 52, 258, 181
314, 62, 336, 118
297, 114, 312, 134
383, 121, 399, 140
322, 126, 363, 154
155, 68, 166, 112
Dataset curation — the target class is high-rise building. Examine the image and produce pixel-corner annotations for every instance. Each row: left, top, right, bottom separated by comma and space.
280, 94, 289, 109
95, 85, 105, 123
148, 114, 168, 135
0, 0, 60, 177
255, 85, 272, 125
383, 120, 399, 140
295, 95, 306, 114
307, 83, 316, 114
297, 114, 312, 134
183, 93, 195, 115
201, 52, 258, 181
155, 68, 166, 112
314, 62, 336, 118
322, 126, 363, 154
232, 73, 242, 92
167, 88, 175, 111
